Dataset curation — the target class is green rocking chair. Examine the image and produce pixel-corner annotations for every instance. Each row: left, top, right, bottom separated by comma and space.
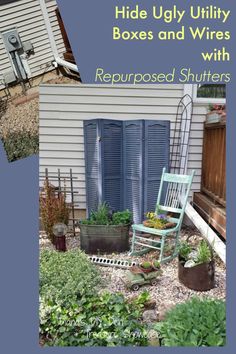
129, 168, 195, 263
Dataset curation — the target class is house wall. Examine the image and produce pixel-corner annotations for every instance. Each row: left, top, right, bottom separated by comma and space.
39, 84, 208, 210
0, 0, 65, 90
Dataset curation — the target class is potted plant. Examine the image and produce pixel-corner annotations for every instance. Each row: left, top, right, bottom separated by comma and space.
139, 261, 153, 273
178, 238, 215, 291
79, 203, 132, 253
152, 260, 161, 270
143, 212, 176, 230
207, 104, 226, 124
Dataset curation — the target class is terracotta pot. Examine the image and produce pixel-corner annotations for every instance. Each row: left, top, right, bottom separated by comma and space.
140, 266, 154, 273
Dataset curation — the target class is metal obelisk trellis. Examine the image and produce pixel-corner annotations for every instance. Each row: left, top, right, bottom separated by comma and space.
170, 94, 193, 175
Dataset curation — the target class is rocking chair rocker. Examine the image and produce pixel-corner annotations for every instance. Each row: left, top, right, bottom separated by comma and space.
129, 168, 195, 263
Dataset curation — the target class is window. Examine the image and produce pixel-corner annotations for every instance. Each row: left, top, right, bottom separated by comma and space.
193, 84, 226, 104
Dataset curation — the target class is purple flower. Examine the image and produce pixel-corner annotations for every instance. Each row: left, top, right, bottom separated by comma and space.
158, 214, 167, 220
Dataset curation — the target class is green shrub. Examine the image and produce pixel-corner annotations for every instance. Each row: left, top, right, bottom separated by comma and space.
112, 209, 132, 225
39, 250, 149, 346
178, 241, 192, 261
3, 131, 39, 162
196, 240, 212, 264
40, 291, 149, 346
90, 202, 110, 225
80, 203, 132, 226
155, 297, 226, 346
39, 250, 101, 301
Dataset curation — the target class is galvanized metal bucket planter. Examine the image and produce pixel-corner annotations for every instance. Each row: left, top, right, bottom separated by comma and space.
178, 256, 215, 291
79, 224, 130, 254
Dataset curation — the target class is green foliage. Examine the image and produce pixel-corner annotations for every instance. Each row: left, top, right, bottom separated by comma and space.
112, 209, 132, 225
90, 202, 110, 225
40, 291, 149, 346
152, 260, 160, 269
155, 297, 226, 347
3, 131, 39, 162
179, 242, 192, 261
141, 261, 152, 269
39, 250, 149, 346
196, 240, 212, 264
80, 203, 132, 226
179, 240, 212, 265
133, 290, 150, 307
39, 250, 101, 302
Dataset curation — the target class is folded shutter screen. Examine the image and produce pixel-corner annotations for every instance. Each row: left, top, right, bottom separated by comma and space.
123, 121, 144, 223
144, 120, 170, 214
84, 120, 101, 216
84, 119, 170, 222
101, 120, 123, 211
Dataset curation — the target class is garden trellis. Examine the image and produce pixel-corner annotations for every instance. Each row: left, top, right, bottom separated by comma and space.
39, 168, 78, 236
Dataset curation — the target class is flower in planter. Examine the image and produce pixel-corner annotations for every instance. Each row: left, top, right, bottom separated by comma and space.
143, 211, 176, 230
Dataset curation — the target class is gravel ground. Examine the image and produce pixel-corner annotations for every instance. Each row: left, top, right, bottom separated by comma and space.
39, 227, 226, 308
0, 97, 39, 139
0, 75, 80, 140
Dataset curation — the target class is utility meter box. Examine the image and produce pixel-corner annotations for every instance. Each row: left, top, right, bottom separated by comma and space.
1, 28, 23, 52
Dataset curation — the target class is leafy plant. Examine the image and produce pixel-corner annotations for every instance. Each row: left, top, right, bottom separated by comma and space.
152, 260, 160, 269
155, 297, 226, 347
196, 240, 212, 264
3, 131, 39, 162
140, 261, 152, 269
39, 250, 101, 302
133, 290, 150, 307
40, 290, 149, 346
40, 180, 70, 243
90, 202, 110, 225
178, 240, 212, 265
178, 241, 192, 261
80, 203, 132, 226
112, 209, 132, 225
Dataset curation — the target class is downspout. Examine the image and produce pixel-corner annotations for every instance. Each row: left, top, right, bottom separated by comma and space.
38, 0, 79, 73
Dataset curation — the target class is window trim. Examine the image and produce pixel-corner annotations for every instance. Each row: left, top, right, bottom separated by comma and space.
192, 85, 226, 104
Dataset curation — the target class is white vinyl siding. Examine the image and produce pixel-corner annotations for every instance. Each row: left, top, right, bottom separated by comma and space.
0, 0, 66, 89
39, 84, 208, 209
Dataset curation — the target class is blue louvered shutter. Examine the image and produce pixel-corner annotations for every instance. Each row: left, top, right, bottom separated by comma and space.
101, 120, 123, 211
84, 120, 101, 216
144, 120, 170, 214
123, 121, 144, 223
